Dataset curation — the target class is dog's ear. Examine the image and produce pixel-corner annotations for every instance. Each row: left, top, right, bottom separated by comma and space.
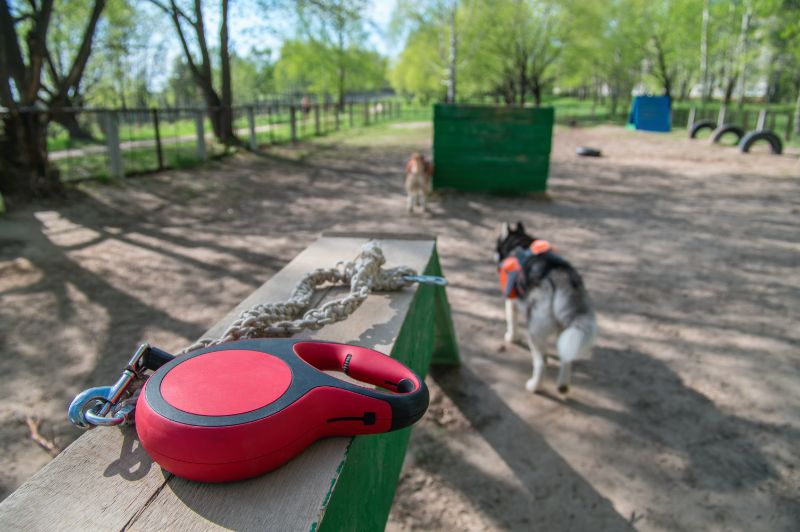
515, 221, 525, 234
500, 222, 511, 240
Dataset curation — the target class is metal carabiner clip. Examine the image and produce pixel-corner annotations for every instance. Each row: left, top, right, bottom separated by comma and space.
67, 343, 175, 429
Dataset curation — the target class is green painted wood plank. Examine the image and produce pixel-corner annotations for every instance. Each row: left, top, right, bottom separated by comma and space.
317, 245, 459, 532
435, 105, 554, 124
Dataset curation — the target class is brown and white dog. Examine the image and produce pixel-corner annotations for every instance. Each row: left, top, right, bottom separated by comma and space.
404, 153, 433, 213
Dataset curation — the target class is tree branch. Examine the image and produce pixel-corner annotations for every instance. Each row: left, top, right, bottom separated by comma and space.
0, 0, 30, 98
50, 0, 105, 107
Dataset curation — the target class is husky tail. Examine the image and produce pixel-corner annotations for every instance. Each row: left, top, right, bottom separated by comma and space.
557, 313, 597, 363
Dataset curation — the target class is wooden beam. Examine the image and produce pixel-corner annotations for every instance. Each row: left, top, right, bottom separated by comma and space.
0, 235, 458, 531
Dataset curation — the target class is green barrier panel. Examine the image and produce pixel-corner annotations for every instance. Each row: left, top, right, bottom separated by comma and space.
433, 104, 554, 193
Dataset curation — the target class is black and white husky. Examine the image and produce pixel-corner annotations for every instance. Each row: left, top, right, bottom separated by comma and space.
496, 222, 597, 394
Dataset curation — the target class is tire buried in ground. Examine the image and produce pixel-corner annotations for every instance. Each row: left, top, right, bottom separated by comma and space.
710, 124, 744, 145
739, 130, 783, 155
690, 119, 717, 139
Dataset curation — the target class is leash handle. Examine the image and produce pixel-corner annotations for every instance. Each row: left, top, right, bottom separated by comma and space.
293, 341, 429, 431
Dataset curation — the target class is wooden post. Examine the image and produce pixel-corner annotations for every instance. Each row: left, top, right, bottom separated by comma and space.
768, 110, 777, 131
786, 111, 792, 141
757, 109, 767, 131
194, 110, 206, 161
717, 105, 727, 125
687, 107, 696, 129
103, 111, 123, 179
364, 101, 369, 126
335, 103, 340, 131
314, 104, 321, 135
742, 110, 749, 132
290, 105, 297, 142
348, 102, 354, 128
247, 106, 257, 150
0, 234, 459, 532
151, 109, 164, 170
268, 105, 274, 144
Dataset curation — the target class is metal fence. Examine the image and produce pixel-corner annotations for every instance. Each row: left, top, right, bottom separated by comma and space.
10, 99, 790, 184
4, 100, 409, 183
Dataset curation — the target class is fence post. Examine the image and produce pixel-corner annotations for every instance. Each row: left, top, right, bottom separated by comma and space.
268, 105, 274, 144
314, 104, 321, 135
335, 103, 340, 131
247, 106, 257, 150
150, 109, 164, 170
717, 105, 727, 125
290, 105, 297, 142
786, 111, 793, 141
687, 107, 696, 129
742, 110, 749, 132
103, 111, 123, 179
194, 110, 207, 161
348, 102, 354, 128
364, 100, 369, 126
768, 111, 777, 131
757, 109, 767, 131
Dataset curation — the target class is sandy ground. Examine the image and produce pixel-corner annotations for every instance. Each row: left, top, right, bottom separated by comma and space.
1, 123, 799, 530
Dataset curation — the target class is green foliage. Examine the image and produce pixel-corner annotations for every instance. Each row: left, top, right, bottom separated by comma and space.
274, 39, 387, 97
389, 28, 446, 102
389, 0, 800, 110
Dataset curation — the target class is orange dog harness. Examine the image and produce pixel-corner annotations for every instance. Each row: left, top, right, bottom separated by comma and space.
498, 240, 554, 299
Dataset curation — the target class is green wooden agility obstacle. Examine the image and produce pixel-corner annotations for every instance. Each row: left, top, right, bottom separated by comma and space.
433, 104, 554, 193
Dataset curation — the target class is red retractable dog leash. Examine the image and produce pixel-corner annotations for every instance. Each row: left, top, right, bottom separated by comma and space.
68, 242, 443, 482
69, 339, 428, 482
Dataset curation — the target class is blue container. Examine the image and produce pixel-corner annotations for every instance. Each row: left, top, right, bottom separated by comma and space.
628, 96, 671, 132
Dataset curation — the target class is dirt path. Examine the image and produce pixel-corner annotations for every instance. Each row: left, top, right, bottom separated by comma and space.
1, 124, 798, 530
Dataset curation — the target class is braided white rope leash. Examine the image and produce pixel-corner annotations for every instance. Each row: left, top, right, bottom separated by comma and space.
181, 241, 418, 354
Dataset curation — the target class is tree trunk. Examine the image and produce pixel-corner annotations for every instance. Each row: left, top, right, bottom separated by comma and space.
531, 78, 542, 107
337, 18, 346, 111
678, 78, 689, 101
723, 74, 737, 105
447, 5, 457, 104
610, 86, 619, 116
736, 9, 751, 108
219, 0, 235, 144
203, 89, 225, 140
794, 88, 800, 135
0, 112, 63, 200
52, 110, 94, 141
700, 0, 710, 103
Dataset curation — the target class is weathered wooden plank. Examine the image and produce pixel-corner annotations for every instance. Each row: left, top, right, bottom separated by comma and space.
0, 235, 443, 532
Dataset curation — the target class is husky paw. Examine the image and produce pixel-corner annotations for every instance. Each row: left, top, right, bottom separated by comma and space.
557, 384, 570, 394
525, 378, 541, 393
